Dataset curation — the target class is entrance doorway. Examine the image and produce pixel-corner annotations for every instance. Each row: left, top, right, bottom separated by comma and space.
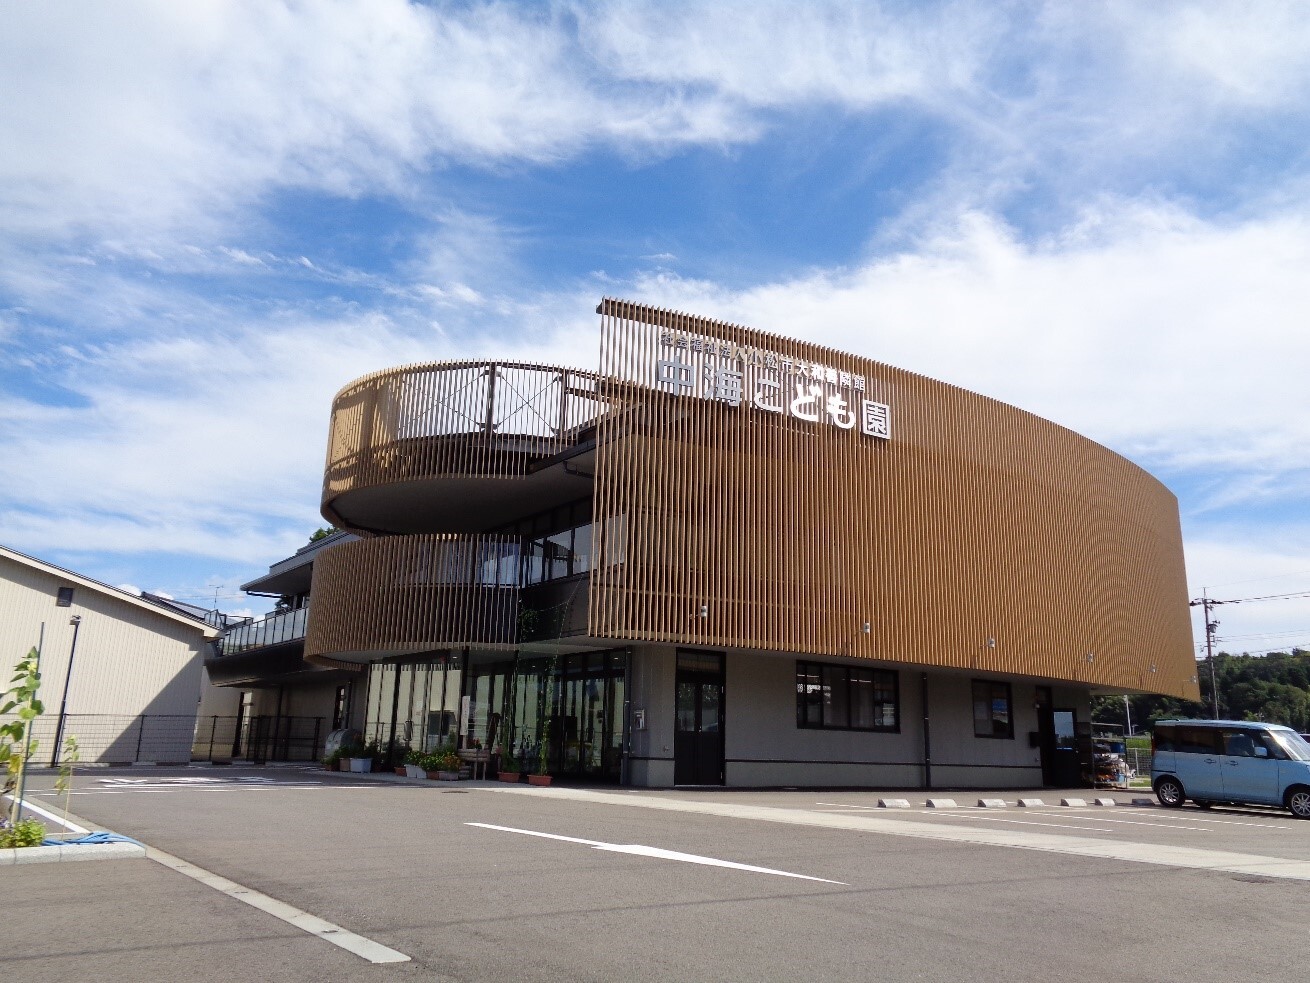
1035, 688, 1082, 787
674, 650, 724, 786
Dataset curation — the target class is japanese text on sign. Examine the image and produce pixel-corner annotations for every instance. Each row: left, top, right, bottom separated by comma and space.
654, 330, 891, 440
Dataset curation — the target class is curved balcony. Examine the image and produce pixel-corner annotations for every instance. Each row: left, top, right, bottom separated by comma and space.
322, 361, 607, 535
304, 534, 524, 664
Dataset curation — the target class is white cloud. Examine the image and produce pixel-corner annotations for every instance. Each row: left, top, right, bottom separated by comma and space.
623, 202, 1310, 478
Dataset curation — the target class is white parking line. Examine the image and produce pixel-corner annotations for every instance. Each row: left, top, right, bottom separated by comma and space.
467, 822, 847, 884
147, 846, 410, 965
996, 809, 1294, 831
918, 813, 1116, 834
2, 793, 89, 833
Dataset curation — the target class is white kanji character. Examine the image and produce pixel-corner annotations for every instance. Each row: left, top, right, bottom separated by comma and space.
812, 361, 825, 379
765, 354, 779, 370
791, 383, 823, 422
853, 374, 866, 392
656, 358, 696, 394
826, 393, 856, 429
861, 400, 891, 439
839, 371, 852, 388
752, 373, 784, 413
690, 337, 704, 352
706, 366, 743, 406
824, 366, 838, 384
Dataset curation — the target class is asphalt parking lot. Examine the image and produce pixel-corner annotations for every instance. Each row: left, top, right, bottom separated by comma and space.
8, 767, 1310, 983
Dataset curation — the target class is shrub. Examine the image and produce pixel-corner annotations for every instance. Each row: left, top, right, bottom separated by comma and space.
0, 817, 46, 849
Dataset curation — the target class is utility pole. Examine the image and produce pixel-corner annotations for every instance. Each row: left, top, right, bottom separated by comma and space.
1188, 593, 1223, 719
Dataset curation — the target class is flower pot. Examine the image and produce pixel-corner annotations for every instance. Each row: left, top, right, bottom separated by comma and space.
348, 757, 372, 773
394, 767, 407, 776
427, 770, 462, 781
527, 774, 553, 786
404, 763, 426, 779
498, 771, 522, 783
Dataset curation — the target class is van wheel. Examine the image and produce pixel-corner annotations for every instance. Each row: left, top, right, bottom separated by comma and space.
1286, 787, 1310, 819
1155, 776, 1185, 808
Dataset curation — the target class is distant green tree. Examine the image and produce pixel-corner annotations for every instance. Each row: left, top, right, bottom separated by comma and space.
308, 527, 337, 543
1094, 648, 1310, 732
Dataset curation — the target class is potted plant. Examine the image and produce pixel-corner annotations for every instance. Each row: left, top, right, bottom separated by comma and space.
322, 748, 343, 772
528, 721, 553, 786
422, 744, 462, 781
403, 746, 427, 779
341, 739, 371, 773
497, 748, 522, 783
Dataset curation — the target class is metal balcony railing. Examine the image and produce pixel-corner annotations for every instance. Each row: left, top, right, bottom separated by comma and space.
217, 606, 308, 656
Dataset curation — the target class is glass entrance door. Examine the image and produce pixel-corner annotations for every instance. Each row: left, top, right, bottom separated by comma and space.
674, 651, 725, 786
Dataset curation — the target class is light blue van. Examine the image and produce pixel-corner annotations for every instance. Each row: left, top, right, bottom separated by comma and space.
1151, 719, 1310, 818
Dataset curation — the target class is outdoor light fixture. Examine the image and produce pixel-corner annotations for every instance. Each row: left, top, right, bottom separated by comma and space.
862, 622, 871, 634
51, 614, 82, 767
699, 604, 708, 619
985, 637, 996, 649
1086, 652, 1095, 663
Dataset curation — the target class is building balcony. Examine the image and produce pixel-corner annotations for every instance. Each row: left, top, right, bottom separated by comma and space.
321, 361, 607, 536
304, 533, 525, 663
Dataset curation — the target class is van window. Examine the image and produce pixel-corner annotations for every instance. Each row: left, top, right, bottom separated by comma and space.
1174, 726, 1222, 754
1222, 730, 1260, 756
1270, 730, 1310, 762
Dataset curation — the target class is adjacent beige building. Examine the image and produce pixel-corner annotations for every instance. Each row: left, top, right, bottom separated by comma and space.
0, 544, 219, 764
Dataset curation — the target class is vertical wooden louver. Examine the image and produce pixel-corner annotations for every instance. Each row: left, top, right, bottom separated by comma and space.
322, 361, 603, 530
588, 298, 1197, 700
304, 534, 521, 663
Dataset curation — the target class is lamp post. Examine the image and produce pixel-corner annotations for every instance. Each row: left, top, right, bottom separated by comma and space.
51, 614, 82, 767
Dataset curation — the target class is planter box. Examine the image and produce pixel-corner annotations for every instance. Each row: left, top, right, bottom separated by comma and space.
404, 764, 426, 779
347, 757, 372, 773
427, 770, 462, 781
498, 772, 522, 783
394, 767, 407, 776
527, 774, 553, 786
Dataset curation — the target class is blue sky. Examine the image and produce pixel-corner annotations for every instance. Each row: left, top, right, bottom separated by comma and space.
3, 1, 1309, 655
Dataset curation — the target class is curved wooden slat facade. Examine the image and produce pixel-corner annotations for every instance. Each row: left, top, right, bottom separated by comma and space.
589, 298, 1197, 700
310, 300, 1195, 702
321, 360, 604, 531
304, 534, 520, 664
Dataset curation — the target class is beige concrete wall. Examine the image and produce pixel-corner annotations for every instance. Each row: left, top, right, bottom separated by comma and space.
1, 555, 211, 716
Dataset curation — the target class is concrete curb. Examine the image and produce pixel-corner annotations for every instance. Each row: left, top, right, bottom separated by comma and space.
1, 841, 146, 866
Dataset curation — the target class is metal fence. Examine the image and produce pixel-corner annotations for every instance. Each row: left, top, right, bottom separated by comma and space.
1, 713, 327, 765
192, 714, 326, 763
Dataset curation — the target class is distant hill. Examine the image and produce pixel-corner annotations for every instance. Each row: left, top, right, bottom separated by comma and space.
1093, 648, 1310, 732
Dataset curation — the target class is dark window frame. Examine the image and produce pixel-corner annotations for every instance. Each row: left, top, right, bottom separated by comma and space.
56, 586, 74, 607
972, 679, 1014, 739
796, 661, 899, 733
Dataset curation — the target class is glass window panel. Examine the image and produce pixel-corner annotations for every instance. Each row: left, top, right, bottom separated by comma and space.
676, 681, 697, 732
849, 669, 875, 729
699, 683, 720, 733
547, 529, 572, 579
822, 665, 849, 728
572, 523, 592, 574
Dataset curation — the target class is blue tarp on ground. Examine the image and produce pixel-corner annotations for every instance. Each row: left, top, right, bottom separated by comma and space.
41, 831, 142, 846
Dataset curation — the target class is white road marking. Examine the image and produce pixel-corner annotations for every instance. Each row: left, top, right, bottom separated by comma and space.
915, 813, 1116, 834
2, 793, 89, 833
485, 786, 1310, 882
146, 846, 410, 965
467, 822, 847, 884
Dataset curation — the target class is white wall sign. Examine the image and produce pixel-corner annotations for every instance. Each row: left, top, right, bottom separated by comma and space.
654, 330, 891, 439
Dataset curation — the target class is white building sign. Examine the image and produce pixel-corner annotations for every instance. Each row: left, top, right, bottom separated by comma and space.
655, 330, 891, 440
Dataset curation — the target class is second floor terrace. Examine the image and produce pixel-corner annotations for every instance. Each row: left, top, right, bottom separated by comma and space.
322, 361, 607, 537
